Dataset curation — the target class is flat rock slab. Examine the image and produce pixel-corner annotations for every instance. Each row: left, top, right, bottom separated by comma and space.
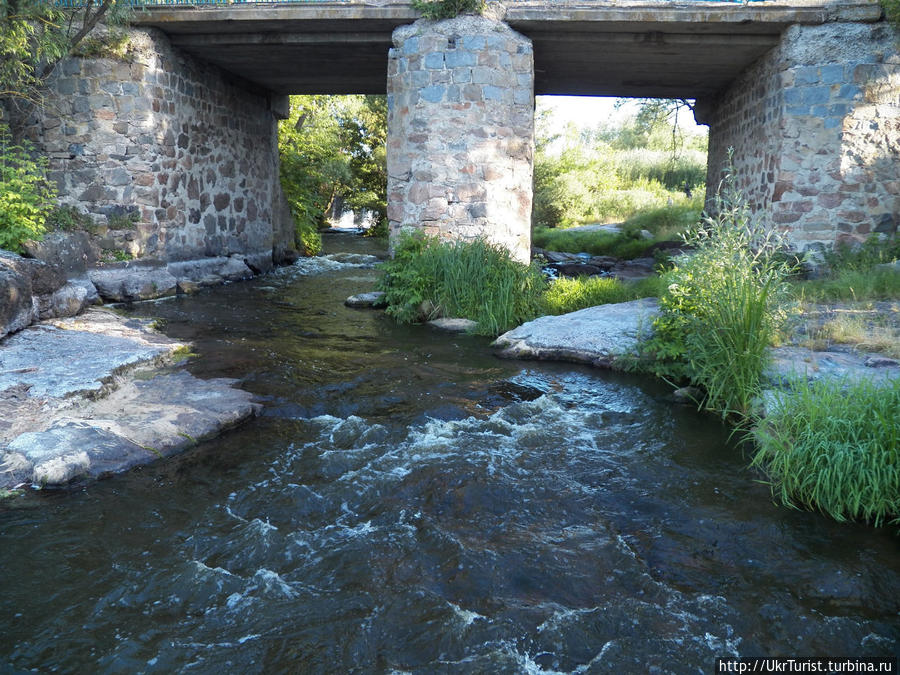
493, 298, 659, 368
0, 309, 260, 489
765, 346, 900, 386
0, 309, 182, 399
4, 372, 261, 486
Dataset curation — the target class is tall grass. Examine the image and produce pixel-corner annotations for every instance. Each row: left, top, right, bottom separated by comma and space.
613, 148, 707, 192
376, 232, 546, 336
644, 154, 795, 418
751, 376, 900, 527
542, 275, 663, 315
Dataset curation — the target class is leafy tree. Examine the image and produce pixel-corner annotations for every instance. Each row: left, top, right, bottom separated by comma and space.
0, 122, 55, 252
1, 0, 130, 112
278, 95, 387, 251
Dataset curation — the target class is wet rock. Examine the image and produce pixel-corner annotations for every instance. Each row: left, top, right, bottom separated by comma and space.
864, 355, 899, 368
0, 310, 260, 489
611, 257, 657, 281
0, 309, 183, 398
167, 256, 253, 289
533, 248, 582, 264
672, 386, 703, 404
22, 231, 99, 276
241, 251, 274, 275
493, 298, 659, 369
428, 317, 478, 333
0, 250, 66, 296
89, 259, 177, 301
345, 291, 386, 308
0, 266, 36, 340
36, 277, 100, 319
548, 262, 603, 278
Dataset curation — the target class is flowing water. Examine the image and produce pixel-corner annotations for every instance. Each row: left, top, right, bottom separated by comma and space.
1, 233, 898, 673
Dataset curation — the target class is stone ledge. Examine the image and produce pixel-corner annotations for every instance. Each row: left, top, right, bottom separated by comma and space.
0, 309, 260, 489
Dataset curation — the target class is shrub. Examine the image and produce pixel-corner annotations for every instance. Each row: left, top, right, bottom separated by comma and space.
751, 376, 900, 527
542, 275, 663, 315
377, 232, 546, 336
45, 204, 96, 232
295, 219, 323, 256
410, 0, 485, 19
643, 153, 795, 418
0, 125, 55, 253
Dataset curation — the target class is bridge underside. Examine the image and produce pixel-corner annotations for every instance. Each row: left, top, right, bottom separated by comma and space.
133, 1, 881, 99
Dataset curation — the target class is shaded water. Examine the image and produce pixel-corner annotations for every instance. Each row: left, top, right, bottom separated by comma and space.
1, 233, 897, 673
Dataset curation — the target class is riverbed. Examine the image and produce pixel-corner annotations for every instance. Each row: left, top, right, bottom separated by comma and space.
1, 232, 897, 672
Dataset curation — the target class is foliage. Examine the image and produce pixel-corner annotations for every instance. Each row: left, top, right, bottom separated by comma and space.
71, 29, 130, 60
376, 232, 546, 336
107, 210, 139, 229
881, 0, 900, 29
791, 266, 900, 304
295, 220, 322, 256
45, 203, 94, 232
642, 154, 795, 418
823, 235, 900, 272
533, 196, 701, 261
532, 105, 707, 229
0, 0, 131, 107
533, 226, 652, 260
0, 123, 54, 252
410, 0, 485, 19
541, 275, 663, 315
751, 376, 900, 527
278, 95, 387, 252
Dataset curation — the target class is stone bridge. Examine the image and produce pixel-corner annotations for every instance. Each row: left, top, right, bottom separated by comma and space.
23, 0, 900, 270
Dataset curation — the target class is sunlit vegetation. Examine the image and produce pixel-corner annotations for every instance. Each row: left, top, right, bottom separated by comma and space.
278, 95, 387, 255
376, 232, 546, 336
532, 99, 707, 231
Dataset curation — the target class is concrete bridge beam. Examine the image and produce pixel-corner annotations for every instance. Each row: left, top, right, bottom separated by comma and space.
386, 16, 534, 262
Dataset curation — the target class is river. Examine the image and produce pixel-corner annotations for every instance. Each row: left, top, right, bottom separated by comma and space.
1, 232, 897, 673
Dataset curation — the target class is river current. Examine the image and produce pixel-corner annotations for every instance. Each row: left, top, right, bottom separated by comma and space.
1, 233, 897, 673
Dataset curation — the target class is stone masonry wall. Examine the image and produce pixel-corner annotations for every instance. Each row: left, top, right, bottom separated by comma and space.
387, 16, 534, 263
704, 22, 900, 252
25, 28, 294, 269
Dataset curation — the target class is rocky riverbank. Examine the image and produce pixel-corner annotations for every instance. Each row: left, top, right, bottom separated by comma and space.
0, 308, 259, 492
491, 297, 900, 410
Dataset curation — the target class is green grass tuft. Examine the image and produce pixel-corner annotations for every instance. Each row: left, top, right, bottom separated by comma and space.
542, 275, 662, 315
751, 376, 900, 527
377, 232, 546, 336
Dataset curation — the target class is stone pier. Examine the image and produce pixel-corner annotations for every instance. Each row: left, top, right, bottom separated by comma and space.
700, 21, 900, 251
386, 16, 534, 263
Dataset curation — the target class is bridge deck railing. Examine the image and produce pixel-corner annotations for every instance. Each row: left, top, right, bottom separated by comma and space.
52, 0, 772, 6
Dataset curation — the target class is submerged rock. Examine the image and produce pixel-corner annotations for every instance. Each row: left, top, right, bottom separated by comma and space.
345, 291, 386, 308
493, 298, 659, 368
427, 317, 478, 333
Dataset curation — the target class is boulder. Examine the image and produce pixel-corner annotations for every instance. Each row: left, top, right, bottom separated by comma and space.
493, 298, 660, 368
89, 260, 177, 301
23, 231, 99, 276
345, 291, 386, 308
0, 250, 66, 295
0, 266, 36, 340
36, 277, 100, 319
167, 256, 254, 287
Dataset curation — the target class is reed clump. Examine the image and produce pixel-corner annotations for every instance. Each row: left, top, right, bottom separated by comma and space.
376, 232, 545, 336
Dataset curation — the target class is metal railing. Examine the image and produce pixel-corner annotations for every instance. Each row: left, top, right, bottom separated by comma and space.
52, 0, 769, 6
